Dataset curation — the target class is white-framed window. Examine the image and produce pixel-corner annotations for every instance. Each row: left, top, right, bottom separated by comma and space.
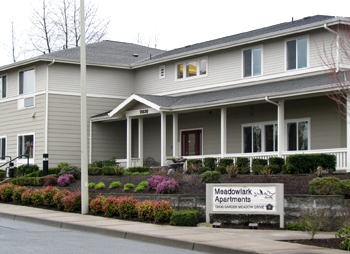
176, 57, 207, 80
243, 47, 262, 77
242, 119, 309, 153
19, 69, 35, 95
18, 133, 34, 160
0, 136, 6, 160
159, 65, 165, 79
0, 76, 6, 98
287, 119, 309, 151
286, 37, 308, 70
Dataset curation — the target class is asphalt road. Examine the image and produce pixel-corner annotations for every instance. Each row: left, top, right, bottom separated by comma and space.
0, 217, 206, 254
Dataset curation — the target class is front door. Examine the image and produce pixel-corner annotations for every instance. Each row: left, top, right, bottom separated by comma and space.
181, 130, 202, 156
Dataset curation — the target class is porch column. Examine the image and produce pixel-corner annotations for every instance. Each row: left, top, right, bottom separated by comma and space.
277, 100, 285, 157
138, 117, 143, 167
347, 95, 350, 172
126, 116, 132, 168
161, 112, 166, 165
221, 107, 227, 157
173, 113, 178, 157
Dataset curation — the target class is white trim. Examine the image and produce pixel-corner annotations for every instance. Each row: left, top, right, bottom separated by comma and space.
285, 35, 310, 71
242, 45, 263, 78
174, 56, 208, 82
17, 133, 35, 164
48, 90, 128, 100
160, 112, 166, 165
126, 116, 132, 168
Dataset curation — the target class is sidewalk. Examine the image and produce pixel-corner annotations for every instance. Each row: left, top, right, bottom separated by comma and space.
0, 203, 346, 254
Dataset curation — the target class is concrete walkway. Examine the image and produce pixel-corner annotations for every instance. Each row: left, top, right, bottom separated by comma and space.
0, 203, 346, 254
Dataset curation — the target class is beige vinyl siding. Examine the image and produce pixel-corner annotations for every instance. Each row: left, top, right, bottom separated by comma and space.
0, 94, 45, 166
48, 63, 134, 96
143, 116, 161, 163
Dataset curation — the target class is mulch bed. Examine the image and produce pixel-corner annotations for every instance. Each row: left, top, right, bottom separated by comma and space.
64, 172, 350, 250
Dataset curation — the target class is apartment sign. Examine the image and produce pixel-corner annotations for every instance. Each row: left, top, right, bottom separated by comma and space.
206, 183, 284, 228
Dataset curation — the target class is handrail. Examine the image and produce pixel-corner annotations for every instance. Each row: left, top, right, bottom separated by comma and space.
0, 155, 29, 169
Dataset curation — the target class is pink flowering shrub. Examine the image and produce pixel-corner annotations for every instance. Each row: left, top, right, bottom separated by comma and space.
42, 186, 59, 207
147, 175, 169, 190
61, 191, 81, 212
57, 174, 74, 187
155, 179, 179, 194
117, 196, 137, 219
102, 197, 120, 217
89, 195, 107, 214
135, 200, 156, 221
53, 189, 71, 210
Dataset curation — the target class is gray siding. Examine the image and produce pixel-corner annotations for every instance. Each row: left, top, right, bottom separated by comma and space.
48, 63, 134, 97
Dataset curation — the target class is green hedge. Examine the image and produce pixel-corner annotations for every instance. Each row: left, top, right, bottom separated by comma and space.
170, 209, 199, 226
252, 159, 268, 166
11, 176, 45, 186
203, 157, 217, 170
218, 158, 234, 167
236, 157, 250, 174
286, 154, 336, 174
126, 167, 150, 173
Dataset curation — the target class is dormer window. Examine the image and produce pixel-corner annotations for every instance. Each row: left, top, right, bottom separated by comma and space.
176, 57, 207, 80
286, 37, 308, 70
243, 47, 262, 77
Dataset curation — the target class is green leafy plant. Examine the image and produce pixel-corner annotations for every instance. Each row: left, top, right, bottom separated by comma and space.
226, 165, 238, 178
57, 162, 69, 168
88, 182, 96, 188
91, 157, 118, 168
109, 181, 121, 189
299, 208, 328, 239
95, 182, 105, 190
169, 209, 199, 226
0, 183, 15, 202
340, 179, 350, 196
309, 176, 342, 195
30, 189, 44, 206
285, 222, 303, 231
135, 200, 156, 221
53, 189, 71, 210
218, 158, 234, 168
153, 200, 173, 223
123, 183, 134, 191
214, 166, 226, 174
12, 186, 29, 204
197, 166, 212, 174
117, 196, 137, 219
236, 157, 250, 174
203, 157, 217, 170
41, 186, 59, 207
16, 164, 39, 176
102, 197, 120, 217
134, 181, 148, 192
200, 171, 221, 183
336, 225, 350, 250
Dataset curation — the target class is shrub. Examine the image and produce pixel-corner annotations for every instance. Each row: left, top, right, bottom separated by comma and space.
214, 166, 226, 174
309, 177, 342, 195
30, 189, 44, 206
88, 166, 102, 175
236, 157, 250, 174
95, 182, 105, 190
135, 200, 156, 221
226, 165, 238, 178
26, 170, 43, 177
186, 159, 202, 174
282, 163, 298, 174
109, 181, 121, 189
123, 183, 134, 191
286, 154, 336, 174
203, 157, 217, 170
218, 158, 234, 168
57, 174, 74, 187
16, 164, 39, 176
0, 183, 15, 202
101, 166, 118, 175
21, 189, 32, 205
269, 157, 285, 170
61, 191, 81, 212
252, 159, 268, 166
58, 165, 81, 180
340, 179, 350, 196
147, 175, 169, 190
170, 209, 199, 226
264, 165, 281, 174
57, 162, 69, 168
118, 196, 137, 219
42, 186, 59, 207
155, 179, 179, 194
53, 189, 71, 210
0, 170, 5, 178
126, 167, 150, 173
252, 165, 265, 175
44, 175, 58, 186
285, 222, 303, 231
134, 181, 148, 192
88, 182, 96, 188
154, 200, 173, 223
12, 186, 28, 204
11, 176, 45, 186
89, 195, 107, 214
102, 197, 120, 217
200, 171, 221, 183
91, 156, 118, 168
336, 225, 350, 250
197, 166, 212, 174
299, 208, 328, 239
48, 167, 61, 175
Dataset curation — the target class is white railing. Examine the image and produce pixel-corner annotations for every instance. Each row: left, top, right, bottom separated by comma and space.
117, 148, 347, 171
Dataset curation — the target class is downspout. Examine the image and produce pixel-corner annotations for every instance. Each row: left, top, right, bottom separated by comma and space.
45, 59, 55, 153
265, 96, 278, 106
324, 24, 339, 73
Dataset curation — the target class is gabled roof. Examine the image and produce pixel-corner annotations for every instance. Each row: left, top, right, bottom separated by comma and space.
102, 73, 335, 119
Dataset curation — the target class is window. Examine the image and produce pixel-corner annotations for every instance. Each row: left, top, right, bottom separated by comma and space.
19, 69, 35, 94
265, 124, 278, 152
176, 58, 207, 80
243, 47, 262, 77
0, 137, 6, 160
0, 76, 6, 98
159, 65, 165, 79
286, 37, 307, 70
287, 120, 308, 151
18, 134, 34, 158
243, 125, 262, 153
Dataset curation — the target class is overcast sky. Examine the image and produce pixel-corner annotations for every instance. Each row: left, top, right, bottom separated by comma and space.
0, 0, 349, 66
